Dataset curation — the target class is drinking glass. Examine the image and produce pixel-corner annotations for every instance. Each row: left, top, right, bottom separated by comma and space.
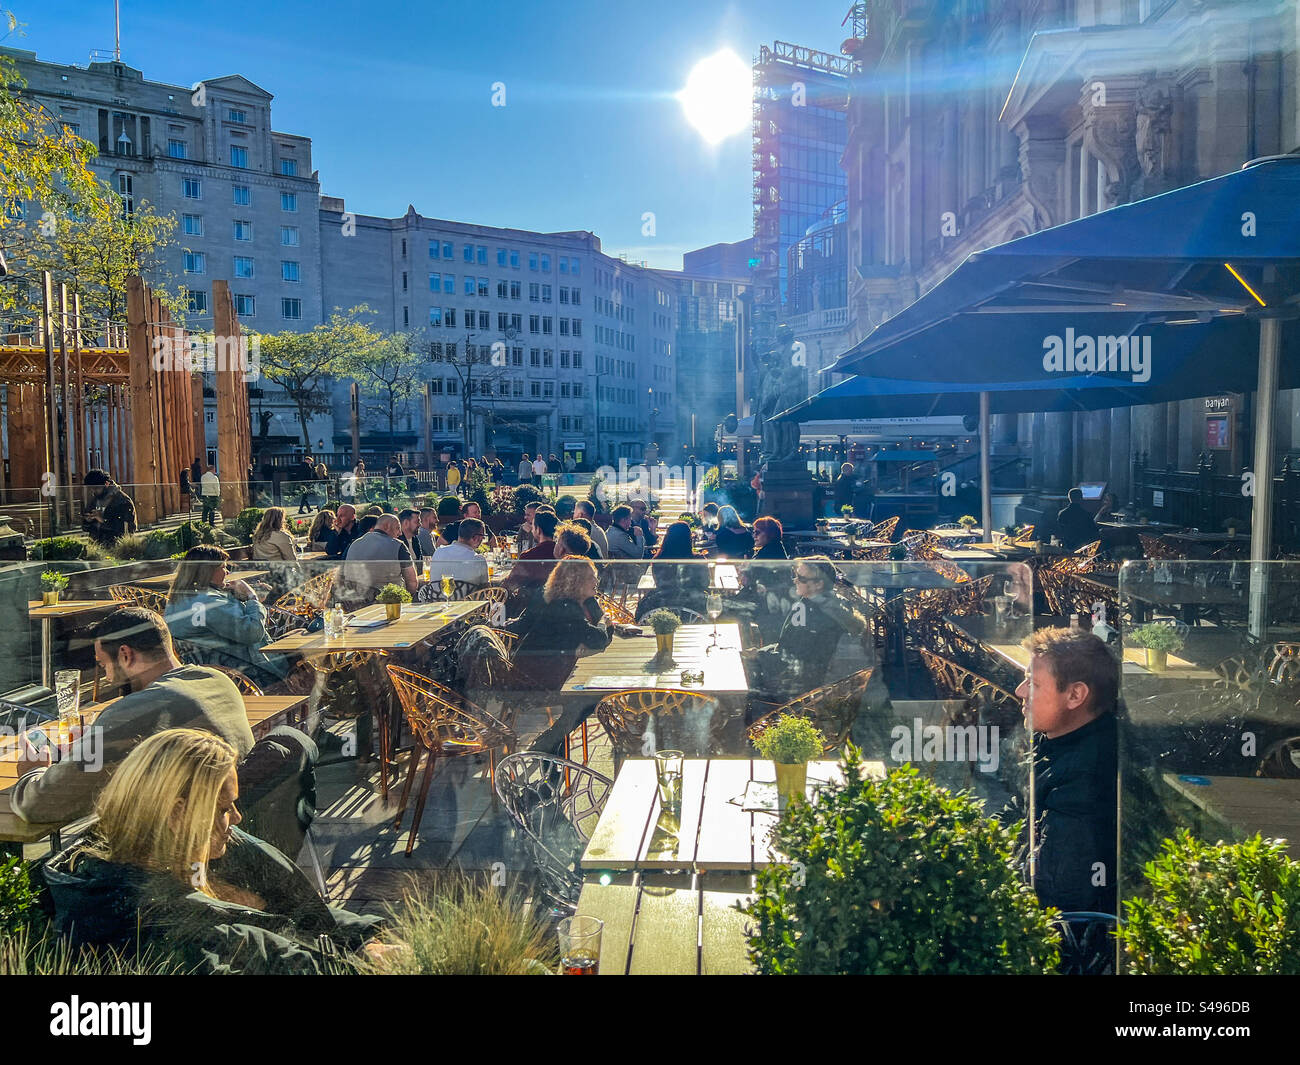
654, 749, 683, 818
556, 916, 602, 975
705, 592, 723, 653
54, 669, 80, 744
993, 595, 1011, 627
441, 575, 454, 600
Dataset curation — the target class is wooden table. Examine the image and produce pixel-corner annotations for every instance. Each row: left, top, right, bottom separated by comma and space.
299, 550, 329, 562
1116, 576, 1245, 625
1162, 773, 1300, 858
564, 624, 748, 696
0, 691, 308, 854
938, 547, 997, 562
26, 599, 116, 689
636, 563, 740, 592
930, 527, 983, 543
859, 568, 959, 671
261, 599, 486, 654
134, 568, 269, 589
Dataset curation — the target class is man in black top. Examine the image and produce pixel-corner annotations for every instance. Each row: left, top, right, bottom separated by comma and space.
1012, 628, 1119, 915
1056, 487, 1100, 551
326, 503, 359, 559
831, 462, 856, 517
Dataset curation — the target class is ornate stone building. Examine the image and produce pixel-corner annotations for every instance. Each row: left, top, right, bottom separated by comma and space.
841, 0, 1300, 511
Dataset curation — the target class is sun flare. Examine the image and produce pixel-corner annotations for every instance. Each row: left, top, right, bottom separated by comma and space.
677, 49, 752, 145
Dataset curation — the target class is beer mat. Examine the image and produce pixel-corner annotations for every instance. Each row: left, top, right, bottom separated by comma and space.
731, 778, 828, 812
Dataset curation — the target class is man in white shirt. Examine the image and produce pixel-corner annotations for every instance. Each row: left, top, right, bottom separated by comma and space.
532, 454, 547, 480
200, 465, 221, 525
431, 517, 489, 588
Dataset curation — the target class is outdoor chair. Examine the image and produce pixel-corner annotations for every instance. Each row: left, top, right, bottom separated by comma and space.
271, 589, 325, 623
386, 664, 515, 856
1138, 533, 1183, 560
1012, 525, 1035, 544
918, 648, 1022, 731
489, 627, 521, 660
870, 515, 899, 542
415, 577, 480, 602
306, 649, 394, 793
107, 583, 169, 614
206, 665, 264, 696
594, 688, 731, 768
494, 752, 613, 912
301, 568, 338, 608
747, 667, 874, 753
594, 591, 635, 626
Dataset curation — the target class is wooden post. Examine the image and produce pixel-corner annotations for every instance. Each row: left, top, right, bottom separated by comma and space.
212, 280, 249, 519
127, 274, 161, 524
41, 273, 61, 530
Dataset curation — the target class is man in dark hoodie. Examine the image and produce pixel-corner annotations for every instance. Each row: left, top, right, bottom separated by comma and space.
1012, 627, 1119, 914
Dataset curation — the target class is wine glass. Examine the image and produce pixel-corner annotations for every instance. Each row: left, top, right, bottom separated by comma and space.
705, 592, 723, 653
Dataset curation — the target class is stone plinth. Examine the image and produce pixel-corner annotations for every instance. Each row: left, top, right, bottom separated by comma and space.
759, 459, 816, 529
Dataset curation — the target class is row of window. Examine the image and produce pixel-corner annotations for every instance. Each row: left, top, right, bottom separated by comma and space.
425, 275, 583, 306
595, 355, 636, 379
425, 306, 581, 336
594, 295, 635, 323
186, 291, 301, 320
425, 375, 590, 404
599, 416, 638, 432
182, 211, 298, 242
426, 241, 581, 276
182, 178, 298, 204
427, 415, 463, 433
184, 253, 302, 284
428, 342, 585, 371
594, 324, 633, 350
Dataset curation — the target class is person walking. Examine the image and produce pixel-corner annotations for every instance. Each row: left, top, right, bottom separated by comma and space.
296, 455, 317, 514
446, 459, 462, 498
200, 464, 221, 526
518, 453, 533, 486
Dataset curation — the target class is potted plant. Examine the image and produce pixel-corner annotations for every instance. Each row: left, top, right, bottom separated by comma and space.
1223, 515, 1242, 538
644, 608, 681, 658
753, 714, 824, 804
742, 751, 1060, 974
889, 543, 907, 574
840, 505, 854, 519
39, 570, 69, 606
1128, 622, 1184, 672
958, 514, 978, 530
1119, 830, 1300, 974
375, 583, 412, 621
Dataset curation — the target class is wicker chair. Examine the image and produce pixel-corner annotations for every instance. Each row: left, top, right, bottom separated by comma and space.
918, 648, 1022, 730
1139, 533, 1183, 560
386, 664, 515, 855
1013, 525, 1035, 544
305, 649, 394, 794
108, 583, 169, 614
302, 568, 338, 608
594, 688, 729, 768
494, 753, 613, 911
870, 515, 899, 542
206, 665, 263, 695
594, 592, 635, 626
747, 668, 874, 753
489, 628, 521, 660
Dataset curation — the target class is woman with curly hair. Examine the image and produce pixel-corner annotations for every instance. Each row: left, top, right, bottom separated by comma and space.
507, 556, 611, 690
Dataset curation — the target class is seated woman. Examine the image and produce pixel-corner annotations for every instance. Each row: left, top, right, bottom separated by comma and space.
751, 515, 787, 560
713, 505, 755, 559
43, 728, 384, 973
742, 556, 868, 703
308, 508, 337, 553
507, 557, 611, 691
635, 520, 708, 622
250, 506, 299, 562
165, 546, 289, 687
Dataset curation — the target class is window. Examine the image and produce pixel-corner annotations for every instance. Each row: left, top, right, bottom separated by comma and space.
187, 290, 208, 314
182, 213, 203, 236
441, 275, 453, 294
573, 351, 583, 369
510, 250, 520, 269
429, 376, 443, 391
281, 298, 302, 320
429, 240, 440, 259
560, 350, 570, 368
512, 380, 523, 396
445, 308, 456, 327
430, 273, 442, 292
402, 272, 407, 291
478, 310, 489, 330
234, 294, 255, 316
476, 245, 487, 264
542, 317, 553, 335
561, 383, 571, 399
230, 145, 248, 168
497, 249, 507, 267
511, 347, 523, 366
571, 288, 581, 306
429, 307, 443, 326
233, 219, 253, 241
572, 258, 580, 276
443, 241, 453, 258
543, 349, 554, 368
498, 313, 509, 331
430, 343, 444, 362
573, 382, 583, 397
403, 307, 409, 327
232, 184, 250, 206
281, 260, 300, 282
280, 158, 297, 176
529, 315, 540, 334
497, 281, 508, 299
571, 319, 582, 337
541, 254, 551, 272
543, 381, 554, 399
464, 244, 474, 262
560, 257, 569, 274
530, 348, 540, 367
280, 226, 300, 246
559, 287, 569, 305
446, 379, 459, 395
529, 253, 538, 271
510, 281, 521, 300
464, 277, 476, 296
477, 277, 489, 297
499, 379, 509, 396
183, 178, 202, 199
167, 138, 187, 159
510, 314, 522, 331
542, 285, 552, 303
234, 256, 255, 278
559, 319, 570, 337
281, 192, 297, 212
184, 251, 206, 274
529, 284, 541, 302
228, 108, 247, 123
530, 381, 541, 398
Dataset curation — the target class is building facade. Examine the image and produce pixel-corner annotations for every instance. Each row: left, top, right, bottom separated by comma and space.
840, 0, 1300, 509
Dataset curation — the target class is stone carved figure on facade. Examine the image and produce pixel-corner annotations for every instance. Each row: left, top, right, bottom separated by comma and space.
1133, 78, 1174, 198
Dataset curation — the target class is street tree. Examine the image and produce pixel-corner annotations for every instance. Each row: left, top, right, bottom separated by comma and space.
346, 329, 425, 440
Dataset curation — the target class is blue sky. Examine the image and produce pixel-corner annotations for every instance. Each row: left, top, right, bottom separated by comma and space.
18, 0, 852, 268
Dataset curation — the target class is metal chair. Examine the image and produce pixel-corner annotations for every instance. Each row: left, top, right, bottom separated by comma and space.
747, 668, 874, 753
594, 688, 728, 767
870, 515, 899, 542
489, 628, 521, 660
494, 752, 613, 912
918, 648, 1022, 730
594, 591, 635, 626
206, 665, 263, 696
386, 664, 515, 856
301, 568, 338, 608
1139, 533, 1183, 560
306, 649, 393, 794
108, 583, 169, 614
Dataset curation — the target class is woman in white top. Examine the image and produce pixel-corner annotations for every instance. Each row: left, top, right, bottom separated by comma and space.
250, 506, 298, 562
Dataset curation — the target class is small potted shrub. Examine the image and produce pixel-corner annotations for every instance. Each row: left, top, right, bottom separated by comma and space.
753, 714, 825, 804
958, 514, 978, 530
840, 505, 854, 519
39, 570, 69, 606
889, 542, 907, 574
1128, 622, 1184, 672
643, 608, 681, 658
376, 583, 412, 621
1119, 830, 1300, 974
743, 751, 1060, 974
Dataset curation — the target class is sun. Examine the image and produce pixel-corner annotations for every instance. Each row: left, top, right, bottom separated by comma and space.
677, 49, 752, 145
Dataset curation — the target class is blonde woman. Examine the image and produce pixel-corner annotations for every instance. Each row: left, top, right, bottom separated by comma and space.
308, 508, 336, 552
250, 506, 298, 562
506, 556, 611, 690
43, 728, 384, 972
165, 546, 287, 685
